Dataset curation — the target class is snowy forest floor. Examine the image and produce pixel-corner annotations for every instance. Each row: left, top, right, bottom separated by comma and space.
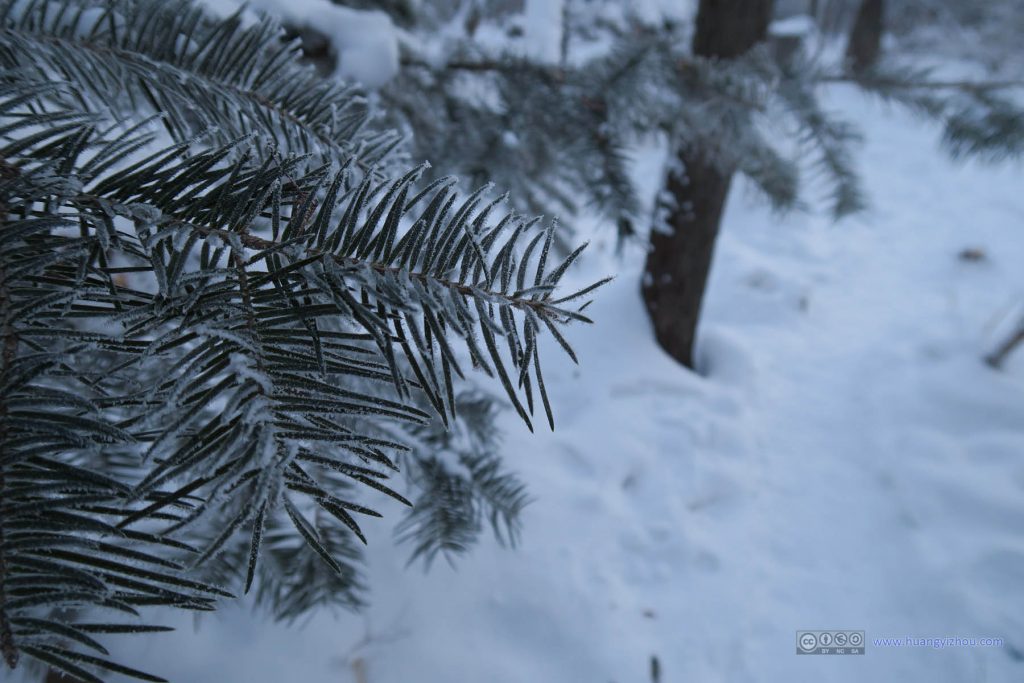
83, 83, 1024, 682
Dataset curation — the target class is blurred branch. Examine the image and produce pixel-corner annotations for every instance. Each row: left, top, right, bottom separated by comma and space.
821, 74, 1024, 91
403, 54, 1024, 93
985, 319, 1024, 369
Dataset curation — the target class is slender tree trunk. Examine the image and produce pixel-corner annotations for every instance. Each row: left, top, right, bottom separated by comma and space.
642, 0, 774, 368
845, 0, 884, 73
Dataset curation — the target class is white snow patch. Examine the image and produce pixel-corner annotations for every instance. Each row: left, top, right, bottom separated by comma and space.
770, 14, 817, 38
202, 0, 399, 88
522, 0, 564, 63
628, 0, 697, 25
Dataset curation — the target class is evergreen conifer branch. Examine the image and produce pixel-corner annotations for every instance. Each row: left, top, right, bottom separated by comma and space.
395, 390, 529, 568
0, 1, 605, 678
0, 0, 400, 173
839, 62, 1024, 163
391, 27, 1024, 229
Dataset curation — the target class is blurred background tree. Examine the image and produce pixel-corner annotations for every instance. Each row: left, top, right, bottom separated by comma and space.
292, 0, 1024, 368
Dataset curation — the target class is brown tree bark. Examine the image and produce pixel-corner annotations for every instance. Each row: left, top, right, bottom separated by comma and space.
642, 0, 774, 368
845, 0, 884, 73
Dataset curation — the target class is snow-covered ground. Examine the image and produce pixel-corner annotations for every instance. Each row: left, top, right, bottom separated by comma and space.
71, 79, 1023, 683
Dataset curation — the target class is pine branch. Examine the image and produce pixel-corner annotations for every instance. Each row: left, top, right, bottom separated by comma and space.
1, 89, 603, 678
401, 56, 556, 75
1, 0, 400, 174
395, 390, 528, 568
391, 36, 789, 224
839, 61, 1024, 163
822, 74, 1024, 91
0, 3, 609, 676
0, 220, 20, 671
396, 32, 1024, 229
171, 218, 567, 317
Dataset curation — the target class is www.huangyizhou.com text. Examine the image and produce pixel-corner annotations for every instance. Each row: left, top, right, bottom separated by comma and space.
872, 636, 1005, 649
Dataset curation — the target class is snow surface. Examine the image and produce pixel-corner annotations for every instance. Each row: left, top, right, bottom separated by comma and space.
522, 0, 564, 64
65, 78, 1024, 683
203, 0, 399, 88
770, 14, 817, 38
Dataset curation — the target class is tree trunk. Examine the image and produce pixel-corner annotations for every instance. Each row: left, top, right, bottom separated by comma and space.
845, 0, 884, 73
642, 0, 774, 368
